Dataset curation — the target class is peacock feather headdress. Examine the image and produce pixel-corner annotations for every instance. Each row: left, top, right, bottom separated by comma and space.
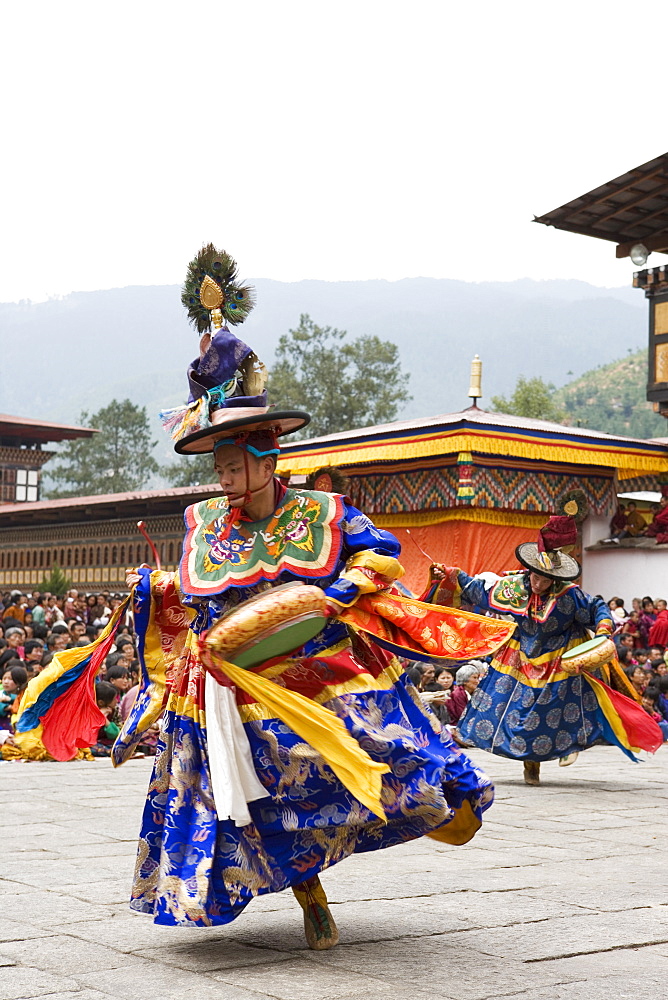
181, 243, 255, 332
161, 243, 310, 453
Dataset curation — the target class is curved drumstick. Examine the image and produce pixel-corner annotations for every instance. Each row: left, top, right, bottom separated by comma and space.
136, 520, 162, 570
405, 529, 436, 563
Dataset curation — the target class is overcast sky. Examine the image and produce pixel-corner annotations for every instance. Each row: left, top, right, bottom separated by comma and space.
0, 1, 663, 302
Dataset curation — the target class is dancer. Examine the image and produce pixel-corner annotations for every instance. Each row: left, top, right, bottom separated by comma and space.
423, 494, 662, 785
14, 246, 514, 949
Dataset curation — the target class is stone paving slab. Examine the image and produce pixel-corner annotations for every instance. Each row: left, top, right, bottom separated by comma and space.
2, 745, 666, 999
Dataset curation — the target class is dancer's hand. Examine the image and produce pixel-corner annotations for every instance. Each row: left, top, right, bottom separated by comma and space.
429, 563, 447, 581
126, 570, 141, 588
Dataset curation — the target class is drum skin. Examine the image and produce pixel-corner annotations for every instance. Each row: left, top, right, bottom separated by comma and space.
205, 583, 329, 666
561, 636, 616, 675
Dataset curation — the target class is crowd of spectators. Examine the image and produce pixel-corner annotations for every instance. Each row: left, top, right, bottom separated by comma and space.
0, 588, 158, 758
609, 595, 668, 740
605, 496, 668, 545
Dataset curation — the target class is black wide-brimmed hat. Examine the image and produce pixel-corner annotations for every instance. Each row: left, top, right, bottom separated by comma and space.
516, 492, 586, 581
515, 542, 581, 581
175, 407, 310, 454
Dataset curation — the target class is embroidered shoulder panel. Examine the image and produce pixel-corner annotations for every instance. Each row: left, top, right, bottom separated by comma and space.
488, 574, 575, 623
179, 489, 345, 596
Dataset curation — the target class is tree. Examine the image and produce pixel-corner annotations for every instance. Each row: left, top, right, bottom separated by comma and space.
491, 376, 564, 423
38, 564, 72, 596
554, 349, 666, 439
267, 314, 412, 438
162, 453, 217, 489
45, 399, 159, 498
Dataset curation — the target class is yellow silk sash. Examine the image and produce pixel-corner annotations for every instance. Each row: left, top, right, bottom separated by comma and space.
204, 655, 390, 821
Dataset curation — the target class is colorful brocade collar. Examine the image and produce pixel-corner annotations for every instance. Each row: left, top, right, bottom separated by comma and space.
179, 488, 346, 596
488, 574, 575, 623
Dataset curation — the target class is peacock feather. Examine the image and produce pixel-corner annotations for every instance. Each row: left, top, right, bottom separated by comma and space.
181, 243, 256, 332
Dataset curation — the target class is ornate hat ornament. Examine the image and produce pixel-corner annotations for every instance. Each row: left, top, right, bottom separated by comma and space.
515, 490, 586, 581
304, 466, 351, 494
160, 244, 310, 454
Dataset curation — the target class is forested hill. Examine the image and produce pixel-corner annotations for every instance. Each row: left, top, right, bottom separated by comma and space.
0, 277, 645, 438
555, 349, 666, 440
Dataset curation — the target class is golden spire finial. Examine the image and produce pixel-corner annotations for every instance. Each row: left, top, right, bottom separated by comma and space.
468, 355, 482, 406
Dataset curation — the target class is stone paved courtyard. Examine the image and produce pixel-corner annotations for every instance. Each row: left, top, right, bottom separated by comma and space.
2, 745, 667, 1000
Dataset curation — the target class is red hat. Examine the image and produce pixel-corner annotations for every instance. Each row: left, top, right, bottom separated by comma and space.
538, 515, 577, 554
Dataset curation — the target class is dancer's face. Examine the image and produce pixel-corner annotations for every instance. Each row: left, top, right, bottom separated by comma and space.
214, 445, 274, 508
529, 572, 552, 595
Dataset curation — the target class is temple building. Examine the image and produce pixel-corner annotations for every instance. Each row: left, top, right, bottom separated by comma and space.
1, 405, 667, 602
0, 486, 211, 592
276, 407, 668, 599
0, 413, 94, 504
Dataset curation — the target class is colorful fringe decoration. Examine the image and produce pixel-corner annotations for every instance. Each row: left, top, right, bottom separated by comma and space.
159, 395, 210, 442
159, 379, 240, 442
456, 451, 475, 504
14, 601, 129, 761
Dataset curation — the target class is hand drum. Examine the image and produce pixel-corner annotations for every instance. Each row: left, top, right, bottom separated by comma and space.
561, 636, 616, 675
204, 582, 329, 669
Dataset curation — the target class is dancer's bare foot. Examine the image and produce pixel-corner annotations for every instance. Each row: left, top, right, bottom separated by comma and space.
523, 760, 541, 785
292, 875, 339, 950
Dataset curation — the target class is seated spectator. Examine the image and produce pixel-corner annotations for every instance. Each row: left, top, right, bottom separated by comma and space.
1, 591, 26, 625
416, 663, 452, 726
656, 676, 668, 720
105, 664, 132, 695
625, 664, 649, 697
406, 664, 423, 687
84, 595, 98, 625
66, 620, 87, 647
120, 683, 139, 722
644, 492, 668, 544
639, 599, 657, 646
622, 501, 647, 538
448, 664, 482, 724
607, 504, 627, 540
434, 667, 455, 692
635, 649, 650, 667
615, 634, 636, 658
649, 602, 668, 647
90, 681, 121, 757
621, 612, 642, 648
608, 597, 628, 624
641, 688, 668, 741
46, 631, 68, 654
418, 662, 436, 688
23, 639, 45, 673
649, 657, 667, 680
0, 628, 25, 669
618, 649, 637, 669
91, 599, 110, 628
44, 596, 64, 627
0, 663, 28, 730
31, 597, 46, 627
